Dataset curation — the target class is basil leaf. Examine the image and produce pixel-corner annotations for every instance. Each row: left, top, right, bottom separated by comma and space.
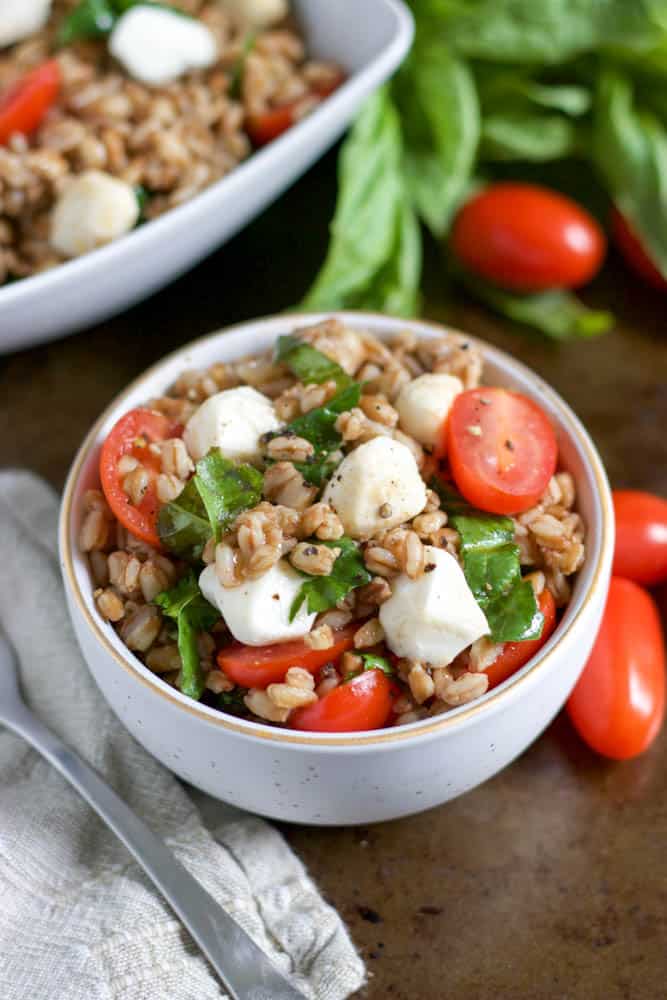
456, 270, 614, 339
481, 111, 580, 161
229, 31, 256, 99
58, 0, 116, 44
593, 69, 667, 279
432, 480, 543, 643
217, 687, 248, 715
155, 572, 219, 700
287, 383, 361, 454
289, 538, 371, 621
275, 334, 353, 390
396, 40, 480, 236
157, 478, 210, 562
359, 653, 394, 676
194, 450, 263, 543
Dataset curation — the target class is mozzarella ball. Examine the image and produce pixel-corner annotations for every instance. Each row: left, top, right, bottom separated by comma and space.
0, 0, 52, 49
109, 6, 218, 86
380, 547, 488, 667
50, 171, 139, 258
199, 560, 316, 646
183, 386, 280, 463
322, 437, 427, 540
222, 0, 289, 28
395, 373, 463, 449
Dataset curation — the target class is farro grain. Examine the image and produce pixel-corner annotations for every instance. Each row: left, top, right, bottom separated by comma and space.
123, 466, 149, 506
205, 670, 234, 694
353, 618, 385, 649
95, 588, 125, 622
290, 542, 339, 576
304, 624, 334, 650
244, 688, 290, 723
146, 644, 183, 674
408, 663, 435, 704
121, 605, 161, 652
266, 434, 314, 463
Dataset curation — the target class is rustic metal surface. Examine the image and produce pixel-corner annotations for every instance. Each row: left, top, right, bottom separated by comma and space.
1, 151, 666, 999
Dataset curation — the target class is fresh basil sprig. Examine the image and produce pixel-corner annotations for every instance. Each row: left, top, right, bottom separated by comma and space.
155, 572, 219, 700
433, 480, 544, 643
289, 537, 371, 621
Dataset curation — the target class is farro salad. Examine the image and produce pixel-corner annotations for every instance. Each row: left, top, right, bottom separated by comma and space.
0, 0, 342, 284
81, 319, 586, 732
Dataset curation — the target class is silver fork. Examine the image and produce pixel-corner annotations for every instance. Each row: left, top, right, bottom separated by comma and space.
0, 631, 305, 1000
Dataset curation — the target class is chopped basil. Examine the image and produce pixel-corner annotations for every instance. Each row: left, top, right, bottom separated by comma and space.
289, 537, 371, 621
433, 479, 543, 643
58, 0, 116, 44
275, 334, 353, 391
229, 31, 256, 99
217, 687, 248, 715
135, 185, 149, 222
155, 571, 219, 701
359, 653, 394, 676
157, 478, 210, 562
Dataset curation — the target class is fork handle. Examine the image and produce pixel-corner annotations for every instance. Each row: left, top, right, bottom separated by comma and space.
7, 705, 305, 1000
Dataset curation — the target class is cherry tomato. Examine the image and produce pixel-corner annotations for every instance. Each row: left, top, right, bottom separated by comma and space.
246, 71, 344, 146
611, 209, 667, 291
0, 61, 60, 145
290, 668, 394, 733
99, 408, 181, 548
446, 387, 558, 515
484, 589, 557, 691
451, 183, 606, 292
217, 623, 358, 689
612, 490, 667, 586
567, 577, 666, 760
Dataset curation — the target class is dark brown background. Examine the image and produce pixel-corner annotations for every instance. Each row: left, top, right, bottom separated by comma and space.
2, 149, 666, 999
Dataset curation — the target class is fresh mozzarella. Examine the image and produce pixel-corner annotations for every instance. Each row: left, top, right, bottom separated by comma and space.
379, 546, 489, 667
0, 0, 51, 49
50, 171, 139, 258
395, 373, 463, 449
109, 6, 217, 86
199, 560, 316, 646
222, 0, 289, 28
183, 386, 280, 463
322, 437, 427, 540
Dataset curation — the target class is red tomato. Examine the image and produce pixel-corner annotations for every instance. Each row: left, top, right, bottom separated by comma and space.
611, 209, 667, 291
451, 183, 606, 292
484, 588, 557, 690
0, 61, 60, 145
446, 387, 558, 515
247, 71, 344, 147
290, 668, 394, 733
99, 408, 181, 548
217, 624, 358, 689
567, 577, 666, 760
612, 490, 667, 586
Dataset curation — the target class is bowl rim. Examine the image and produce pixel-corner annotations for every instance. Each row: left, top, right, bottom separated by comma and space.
59, 310, 614, 748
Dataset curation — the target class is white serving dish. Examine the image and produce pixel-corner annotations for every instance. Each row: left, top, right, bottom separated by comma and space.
59, 312, 614, 826
0, 0, 413, 354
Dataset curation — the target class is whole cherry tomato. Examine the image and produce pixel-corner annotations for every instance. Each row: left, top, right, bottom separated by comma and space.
217, 624, 358, 689
612, 490, 667, 586
290, 667, 394, 733
567, 577, 665, 760
611, 209, 667, 291
446, 387, 558, 515
99, 408, 181, 548
451, 183, 606, 292
484, 588, 558, 691
0, 61, 60, 145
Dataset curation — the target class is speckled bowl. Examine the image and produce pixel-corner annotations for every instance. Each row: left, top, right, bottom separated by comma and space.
59, 312, 614, 825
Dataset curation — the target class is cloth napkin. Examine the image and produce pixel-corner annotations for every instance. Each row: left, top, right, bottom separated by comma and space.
0, 470, 365, 1000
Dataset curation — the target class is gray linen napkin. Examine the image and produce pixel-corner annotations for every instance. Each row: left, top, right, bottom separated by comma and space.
0, 470, 364, 1000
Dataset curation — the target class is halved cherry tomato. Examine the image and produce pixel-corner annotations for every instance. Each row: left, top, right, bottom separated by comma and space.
246, 71, 344, 146
99, 408, 181, 548
611, 209, 667, 291
451, 183, 606, 292
290, 668, 394, 733
217, 623, 358, 689
446, 387, 558, 515
613, 490, 667, 586
484, 588, 557, 691
567, 577, 666, 760
0, 60, 60, 146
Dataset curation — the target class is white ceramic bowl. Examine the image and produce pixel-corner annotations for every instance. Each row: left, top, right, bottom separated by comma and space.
59, 312, 614, 825
0, 0, 413, 354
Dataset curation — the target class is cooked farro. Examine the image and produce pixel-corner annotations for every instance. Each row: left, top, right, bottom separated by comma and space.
82, 318, 586, 732
0, 1, 342, 283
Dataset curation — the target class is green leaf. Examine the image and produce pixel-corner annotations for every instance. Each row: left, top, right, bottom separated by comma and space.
58, 0, 116, 44
432, 480, 543, 642
396, 40, 480, 235
229, 31, 256, 99
155, 572, 219, 701
193, 450, 263, 543
134, 185, 149, 223
481, 111, 579, 161
287, 383, 361, 454
592, 69, 667, 279
456, 271, 614, 339
289, 538, 371, 621
275, 334, 353, 390
157, 478, 211, 562
301, 87, 420, 314
359, 653, 394, 676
